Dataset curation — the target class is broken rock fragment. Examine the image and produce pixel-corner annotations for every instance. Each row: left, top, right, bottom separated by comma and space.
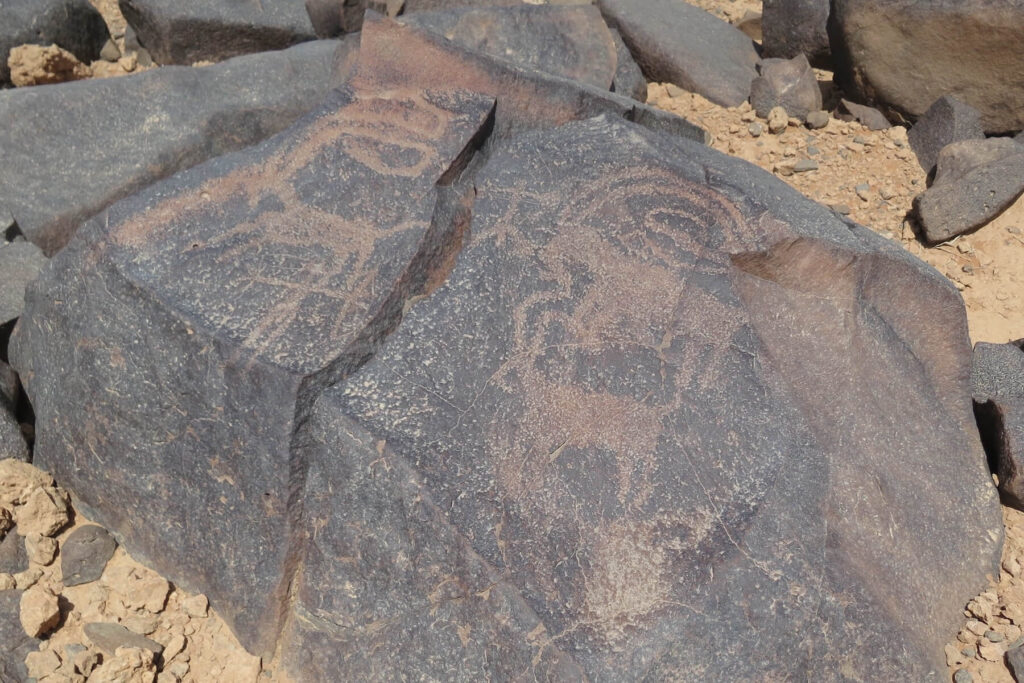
118, 0, 315, 65
62, 525, 118, 586
973, 341, 1024, 509
908, 95, 985, 174
750, 53, 822, 121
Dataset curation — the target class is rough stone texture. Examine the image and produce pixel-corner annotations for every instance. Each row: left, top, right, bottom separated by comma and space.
14, 81, 499, 656
838, 98, 890, 130
609, 27, 647, 101
973, 341, 1024, 509
0, 410, 27, 463
0, 589, 38, 682
84, 622, 163, 656
118, 0, 315, 65
750, 54, 822, 121
62, 525, 118, 586
762, 0, 830, 66
0, 241, 48, 325
14, 486, 69, 537
11, 13, 997, 681
0, 0, 109, 85
20, 584, 60, 638
401, 5, 618, 91
0, 38, 357, 255
598, 0, 760, 107
908, 96, 985, 174
7, 43, 92, 87
829, 0, 1024, 134
915, 139, 1024, 243
0, 524, 28, 575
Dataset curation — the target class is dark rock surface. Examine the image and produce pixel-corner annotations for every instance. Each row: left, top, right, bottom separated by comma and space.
830, 0, 1024, 134
915, 139, 1024, 243
84, 622, 163, 656
0, 0, 109, 86
0, 524, 28, 574
908, 96, 985, 174
305, 0, 527, 36
609, 27, 647, 101
973, 341, 1024, 509
0, 409, 27, 463
0, 38, 357, 255
838, 98, 890, 130
401, 5, 618, 90
0, 242, 48, 325
11, 13, 999, 682
0, 589, 39, 682
61, 525, 118, 587
750, 54, 822, 120
598, 0, 760, 107
118, 0, 315, 65
761, 0, 830, 66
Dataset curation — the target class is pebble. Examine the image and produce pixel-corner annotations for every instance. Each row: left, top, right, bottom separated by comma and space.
20, 584, 61, 638
793, 159, 819, 173
748, 122, 763, 137
163, 634, 187, 662
985, 629, 1005, 642
953, 669, 973, 683
806, 145, 819, 156
14, 567, 43, 589
183, 593, 208, 618
855, 183, 871, 201
62, 524, 118, 586
25, 534, 58, 566
806, 110, 829, 129
14, 486, 69, 537
767, 106, 788, 134
963, 265, 974, 274
84, 622, 164, 656
831, 204, 851, 215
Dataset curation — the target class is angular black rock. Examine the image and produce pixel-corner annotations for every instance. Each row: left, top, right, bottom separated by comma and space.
908, 96, 985, 174
61, 525, 118, 586
973, 341, 1024, 509
609, 27, 647, 101
750, 54, 822, 121
0, 0, 109, 85
761, 0, 830, 66
12, 13, 999, 681
0, 38, 357, 255
118, 0, 316, 65
839, 98, 890, 130
915, 139, 1024, 243
0, 524, 28, 574
13, 82, 498, 656
0, 242, 47, 326
598, 0, 760, 107
0, 589, 39, 682
274, 114, 1001, 680
830, 0, 1024, 134
401, 5, 618, 91
84, 622, 163, 656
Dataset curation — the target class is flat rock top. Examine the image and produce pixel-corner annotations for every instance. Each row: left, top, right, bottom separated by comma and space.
100, 87, 494, 374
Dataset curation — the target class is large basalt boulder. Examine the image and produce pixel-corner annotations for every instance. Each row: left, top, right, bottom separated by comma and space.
12, 13, 999, 682
829, 0, 1024, 134
908, 95, 985, 174
0, 38, 357, 255
118, 0, 315, 65
598, 0, 760, 107
400, 5, 618, 91
0, 0, 109, 86
974, 341, 1024, 509
761, 0, 831, 66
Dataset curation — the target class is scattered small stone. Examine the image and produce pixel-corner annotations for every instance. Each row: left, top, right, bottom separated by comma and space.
162, 634, 186, 662
25, 647, 62, 680
750, 53, 822, 121
748, 122, 764, 137
105, 564, 169, 613
84, 622, 164, 656
99, 38, 121, 62
831, 203, 851, 215
20, 584, 61, 637
182, 593, 208, 618
73, 648, 100, 676
767, 106, 788, 133
806, 145, 819, 156
14, 486, 69, 537
963, 265, 974, 274
985, 629, 1005, 642
855, 183, 871, 201
793, 159, 819, 173
966, 619, 988, 636
806, 110, 829, 129
122, 610, 160, 635
978, 639, 1003, 661
14, 567, 42, 590
25, 534, 58, 566
61, 525, 117, 586
839, 98, 891, 131
879, 186, 896, 200
87, 645, 158, 681
953, 669, 973, 683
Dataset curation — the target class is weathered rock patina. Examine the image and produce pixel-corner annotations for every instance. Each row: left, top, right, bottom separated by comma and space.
0, 38, 357, 255
12, 13, 1001, 682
